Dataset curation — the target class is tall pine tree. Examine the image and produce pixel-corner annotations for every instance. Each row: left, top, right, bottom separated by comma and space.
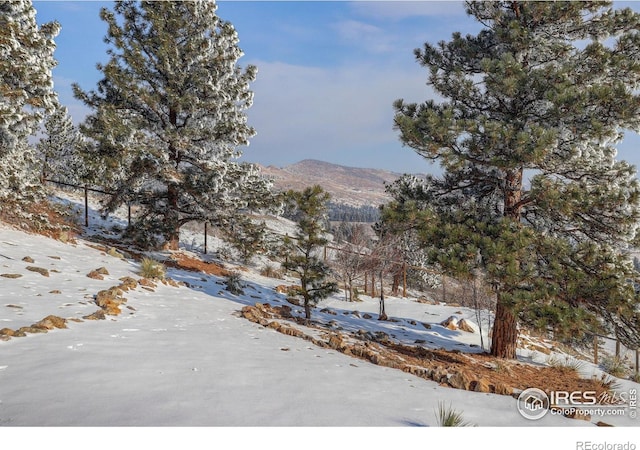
73, 0, 272, 249
0, 0, 59, 204
393, 1, 640, 358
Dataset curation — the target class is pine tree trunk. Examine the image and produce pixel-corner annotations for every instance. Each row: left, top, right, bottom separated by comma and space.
392, 272, 400, 296
490, 296, 518, 358
166, 230, 180, 251
165, 183, 180, 251
489, 168, 523, 359
304, 299, 311, 321
164, 108, 181, 251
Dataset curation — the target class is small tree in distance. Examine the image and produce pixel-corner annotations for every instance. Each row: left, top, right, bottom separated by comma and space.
36, 104, 84, 185
283, 186, 338, 321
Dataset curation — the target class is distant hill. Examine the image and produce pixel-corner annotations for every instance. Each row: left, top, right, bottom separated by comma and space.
258, 159, 403, 208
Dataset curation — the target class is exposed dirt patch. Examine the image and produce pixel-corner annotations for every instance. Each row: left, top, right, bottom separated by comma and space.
0, 198, 80, 242
383, 341, 614, 401
164, 253, 230, 277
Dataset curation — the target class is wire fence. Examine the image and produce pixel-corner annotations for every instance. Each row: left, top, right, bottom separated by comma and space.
45, 178, 131, 228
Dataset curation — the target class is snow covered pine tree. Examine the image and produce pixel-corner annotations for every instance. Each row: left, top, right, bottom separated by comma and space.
73, 0, 272, 249
393, 1, 640, 358
36, 104, 85, 185
0, 0, 59, 205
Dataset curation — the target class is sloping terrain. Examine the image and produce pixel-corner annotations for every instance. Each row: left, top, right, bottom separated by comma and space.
258, 159, 403, 207
0, 191, 638, 436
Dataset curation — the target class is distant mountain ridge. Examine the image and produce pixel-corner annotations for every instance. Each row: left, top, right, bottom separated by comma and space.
257, 159, 402, 207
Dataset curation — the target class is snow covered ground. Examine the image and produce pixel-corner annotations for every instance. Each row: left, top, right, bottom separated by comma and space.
1, 191, 638, 448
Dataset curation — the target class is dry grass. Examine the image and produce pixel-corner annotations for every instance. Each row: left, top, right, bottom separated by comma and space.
139, 257, 166, 279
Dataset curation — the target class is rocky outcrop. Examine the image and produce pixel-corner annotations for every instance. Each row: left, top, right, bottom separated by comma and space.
441, 316, 478, 333
94, 287, 127, 316
26, 266, 49, 277
83, 310, 106, 321
458, 319, 478, 333
87, 267, 109, 280
0, 315, 68, 338
441, 316, 459, 330
118, 277, 138, 291
239, 302, 514, 398
33, 315, 67, 330
0, 272, 160, 340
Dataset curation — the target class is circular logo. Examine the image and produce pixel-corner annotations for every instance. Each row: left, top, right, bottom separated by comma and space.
517, 388, 550, 420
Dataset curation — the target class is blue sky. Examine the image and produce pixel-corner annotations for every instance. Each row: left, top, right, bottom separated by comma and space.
32, 1, 640, 175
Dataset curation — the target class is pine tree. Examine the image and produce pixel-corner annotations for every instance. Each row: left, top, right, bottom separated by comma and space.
36, 103, 84, 185
393, 1, 640, 358
283, 186, 338, 321
73, 0, 272, 249
225, 215, 267, 263
0, 0, 59, 203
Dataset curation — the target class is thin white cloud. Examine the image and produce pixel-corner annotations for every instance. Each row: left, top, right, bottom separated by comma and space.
332, 19, 396, 53
334, 19, 382, 39
241, 59, 438, 171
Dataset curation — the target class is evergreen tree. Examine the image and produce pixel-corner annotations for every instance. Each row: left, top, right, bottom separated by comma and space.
73, 0, 272, 249
36, 103, 84, 185
0, 0, 59, 203
224, 215, 267, 263
283, 186, 338, 321
393, 1, 640, 358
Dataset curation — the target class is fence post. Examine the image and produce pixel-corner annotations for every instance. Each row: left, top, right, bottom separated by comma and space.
127, 202, 131, 227
204, 222, 208, 255
615, 340, 621, 358
84, 184, 89, 227
635, 349, 639, 377
594, 334, 599, 366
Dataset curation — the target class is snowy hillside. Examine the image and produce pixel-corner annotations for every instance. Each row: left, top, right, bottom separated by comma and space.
0, 192, 638, 447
